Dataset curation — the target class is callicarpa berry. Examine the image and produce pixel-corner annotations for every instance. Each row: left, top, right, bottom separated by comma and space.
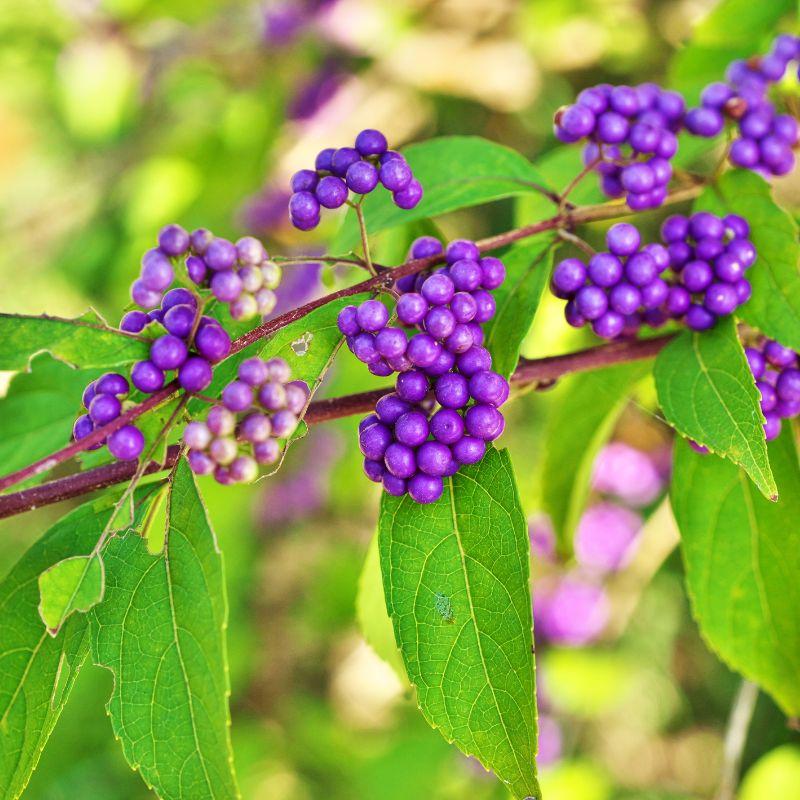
289, 128, 422, 229
185, 356, 308, 485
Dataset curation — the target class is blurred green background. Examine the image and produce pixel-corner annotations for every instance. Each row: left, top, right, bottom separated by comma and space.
1, 0, 800, 798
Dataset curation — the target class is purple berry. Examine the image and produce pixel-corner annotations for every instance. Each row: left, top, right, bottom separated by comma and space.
379, 159, 413, 192
73, 414, 94, 441
205, 238, 237, 271
158, 224, 190, 257
430, 408, 464, 445
682, 260, 714, 293
435, 373, 470, 409
140, 248, 174, 292
575, 285, 608, 321
452, 435, 485, 465
552, 258, 587, 297
290, 169, 319, 193
764, 340, 796, 368
163, 304, 196, 339
395, 410, 430, 447
410, 236, 443, 260
396, 370, 429, 403
397, 292, 428, 326
238, 357, 269, 386
356, 299, 389, 332
183, 421, 212, 450
189, 228, 213, 255
375, 393, 411, 425
195, 323, 232, 363
345, 161, 379, 194
468, 371, 508, 406
150, 335, 188, 371
359, 422, 393, 460
240, 413, 272, 443
131, 360, 164, 393
393, 179, 423, 209
271, 409, 299, 438
704, 283, 739, 316
685, 107, 724, 137
289, 191, 321, 222
606, 223, 640, 256
120, 310, 149, 333
416, 441, 453, 477
465, 404, 504, 441
131, 279, 162, 309
407, 473, 443, 504
258, 381, 287, 411
407, 333, 442, 368
315, 148, 335, 172
587, 253, 623, 288
222, 380, 254, 412
350, 332, 380, 364
355, 128, 388, 156
96, 372, 129, 396
446, 240, 480, 264
384, 442, 416, 479
456, 346, 492, 376
337, 305, 361, 336
108, 425, 144, 461
686, 304, 716, 331
89, 393, 121, 425
421, 273, 455, 306
331, 147, 361, 177
315, 175, 349, 209
592, 311, 625, 339
449, 259, 483, 292
425, 307, 456, 339
375, 327, 408, 358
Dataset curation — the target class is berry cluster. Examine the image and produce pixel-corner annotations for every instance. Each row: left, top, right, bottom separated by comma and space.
660, 211, 755, 331
551, 214, 756, 339
130, 224, 281, 322
124, 288, 232, 396
552, 222, 671, 339
338, 236, 504, 376
746, 337, 800, 441
686, 34, 800, 176
72, 373, 144, 461
289, 129, 423, 230
184, 356, 310, 484
554, 83, 685, 210
338, 236, 509, 504
358, 362, 508, 504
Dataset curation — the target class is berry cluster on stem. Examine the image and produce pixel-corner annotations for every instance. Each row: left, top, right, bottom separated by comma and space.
289, 129, 423, 230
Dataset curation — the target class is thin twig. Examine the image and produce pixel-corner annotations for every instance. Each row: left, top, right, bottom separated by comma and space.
557, 230, 597, 257
353, 200, 376, 276
716, 680, 759, 800
0, 334, 675, 519
559, 155, 601, 212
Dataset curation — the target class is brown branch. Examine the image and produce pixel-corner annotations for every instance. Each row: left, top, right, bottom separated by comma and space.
0, 334, 674, 519
0, 184, 703, 496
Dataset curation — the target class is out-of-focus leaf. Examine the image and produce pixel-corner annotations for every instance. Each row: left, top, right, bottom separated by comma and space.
379, 448, 539, 800
540, 362, 648, 552
694, 170, 800, 352
654, 318, 775, 499
672, 431, 800, 714
90, 459, 239, 800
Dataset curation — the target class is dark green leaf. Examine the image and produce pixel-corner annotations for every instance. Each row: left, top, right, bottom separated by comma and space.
0, 313, 149, 371
90, 459, 239, 799
671, 430, 800, 715
540, 362, 648, 552
0, 485, 161, 799
484, 236, 556, 380
379, 448, 539, 800
0, 355, 100, 479
334, 136, 551, 252
694, 170, 800, 352
654, 319, 776, 499
668, 0, 794, 103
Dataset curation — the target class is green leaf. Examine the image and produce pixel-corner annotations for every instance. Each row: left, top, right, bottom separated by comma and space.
355, 532, 407, 682
38, 555, 104, 636
379, 448, 539, 800
333, 136, 551, 252
484, 236, 556, 380
694, 170, 800, 352
654, 319, 776, 499
668, 0, 794, 103
90, 458, 239, 800
0, 485, 161, 799
0, 354, 100, 480
0, 312, 150, 371
540, 362, 648, 552
671, 430, 800, 715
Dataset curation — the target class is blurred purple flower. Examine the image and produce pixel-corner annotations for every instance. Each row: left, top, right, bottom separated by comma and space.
529, 513, 556, 562
574, 502, 642, 574
533, 574, 610, 647
536, 714, 562, 769
288, 58, 346, 121
263, 3, 308, 45
592, 442, 664, 507
256, 430, 342, 529
239, 186, 292, 235
269, 258, 323, 318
